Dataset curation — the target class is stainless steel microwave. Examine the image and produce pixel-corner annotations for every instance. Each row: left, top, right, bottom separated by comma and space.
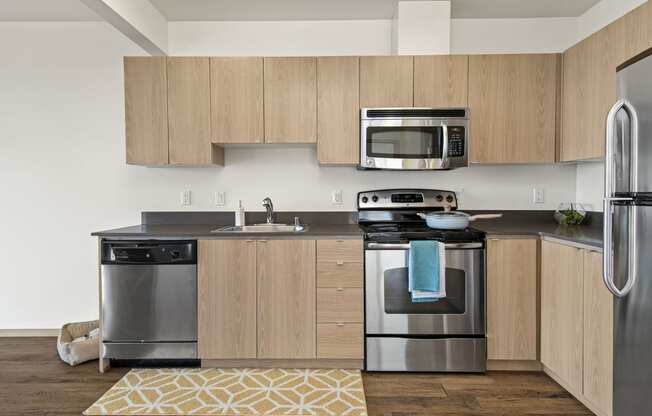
360, 108, 469, 170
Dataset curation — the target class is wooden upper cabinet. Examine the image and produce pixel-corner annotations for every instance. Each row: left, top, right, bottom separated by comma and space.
486, 238, 538, 361
414, 55, 469, 107
469, 54, 558, 164
264, 57, 317, 143
540, 241, 584, 393
210, 57, 264, 144
257, 240, 316, 359
360, 56, 413, 107
124, 57, 169, 165
317, 57, 360, 165
167, 57, 222, 165
583, 250, 613, 416
198, 240, 257, 359
621, 1, 652, 62
561, 38, 592, 162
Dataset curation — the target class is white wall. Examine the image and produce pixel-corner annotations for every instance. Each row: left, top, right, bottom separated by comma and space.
169, 20, 392, 56
451, 17, 576, 53
0, 20, 581, 329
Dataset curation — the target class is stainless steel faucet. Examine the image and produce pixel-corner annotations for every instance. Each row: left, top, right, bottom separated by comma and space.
262, 197, 274, 224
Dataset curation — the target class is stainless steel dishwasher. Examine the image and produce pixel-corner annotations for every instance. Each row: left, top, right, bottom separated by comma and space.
100, 240, 197, 360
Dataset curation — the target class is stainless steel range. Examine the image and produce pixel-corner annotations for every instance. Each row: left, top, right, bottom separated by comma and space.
359, 189, 486, 372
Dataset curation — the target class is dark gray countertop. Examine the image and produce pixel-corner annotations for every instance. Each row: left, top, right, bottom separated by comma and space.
92, 210, 603, 249
470, 210, 603, 249
92, 211, 363, 239
91, 223, 363, 238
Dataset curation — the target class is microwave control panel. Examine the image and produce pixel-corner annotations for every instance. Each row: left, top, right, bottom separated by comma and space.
447, 126, 466, 157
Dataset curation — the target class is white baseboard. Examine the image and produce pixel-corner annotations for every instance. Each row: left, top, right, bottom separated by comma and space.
0, 329, 59, 337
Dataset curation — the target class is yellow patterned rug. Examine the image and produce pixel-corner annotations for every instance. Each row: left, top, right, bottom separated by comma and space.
84, 368, 367, 415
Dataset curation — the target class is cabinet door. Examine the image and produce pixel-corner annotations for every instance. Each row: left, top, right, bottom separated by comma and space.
583, 250, 613, 416
317, 57, 360, 165
469, 54, 558, 163
124, 57, 168, 165
167, 57, 219, 165
414, 55, 469, 107
621, 1, 652, 62
486, 238, 538, 360
360, 56, 413, 107
257, 240, 316, 359
264, 57, 317, 143
561, 38, 592, 162
198, 240, 257, 359
210, 57, 264, 144
540, 241, 584, 393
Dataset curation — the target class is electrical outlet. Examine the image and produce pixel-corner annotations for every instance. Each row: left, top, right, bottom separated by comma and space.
331, 190, 343, 205
181, 190, 192, 206
215, 191, 226, 206
533, 187, 545, 204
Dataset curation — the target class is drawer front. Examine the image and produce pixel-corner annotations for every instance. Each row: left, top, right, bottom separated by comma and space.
317, 240, 363, 263
317, 261, 363, 288
317, 288, 363, 323
317, 323, 364, 359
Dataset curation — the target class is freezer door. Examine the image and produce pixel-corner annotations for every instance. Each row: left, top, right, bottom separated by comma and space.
613, 205, 652, 416
616, 54, 652, 193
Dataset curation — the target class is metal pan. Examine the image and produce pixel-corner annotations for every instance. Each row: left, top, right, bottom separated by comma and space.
417, 211, 503, 230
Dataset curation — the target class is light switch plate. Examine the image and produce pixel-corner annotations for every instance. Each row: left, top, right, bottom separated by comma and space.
332, 190, 343, 205
533, 187, 545, 204
181, 190, 192, 206
215, 191, 226, 206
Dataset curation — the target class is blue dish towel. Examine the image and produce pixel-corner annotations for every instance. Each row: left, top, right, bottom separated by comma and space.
408, 240, 446, 303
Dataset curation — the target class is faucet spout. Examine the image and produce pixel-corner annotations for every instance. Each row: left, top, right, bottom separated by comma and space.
262, 197, 274, 224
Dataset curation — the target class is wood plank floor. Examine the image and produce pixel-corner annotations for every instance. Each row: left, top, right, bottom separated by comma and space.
0, 337, 592, 415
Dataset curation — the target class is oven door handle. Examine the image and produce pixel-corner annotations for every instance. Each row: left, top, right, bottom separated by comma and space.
365, 242, 483, 250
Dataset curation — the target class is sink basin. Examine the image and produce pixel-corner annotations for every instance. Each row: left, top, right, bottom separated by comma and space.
212, 223, 306, 233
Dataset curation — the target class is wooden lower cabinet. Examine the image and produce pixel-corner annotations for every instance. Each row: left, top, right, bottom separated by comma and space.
317, 324, 364, 359
197, 238, 364, 365
486, 238, 538, 361
541, 240, 613, 416
583, 250, 613, 416
257, 240, 316, 359
540, 240, 584, 393
198, 240, 257, 359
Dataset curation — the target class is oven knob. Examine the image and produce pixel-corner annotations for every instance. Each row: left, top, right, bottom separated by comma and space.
372, 196, 379, 203
361, 196, 369, 203
446, 195, 454, 203
436, 194, 443, 202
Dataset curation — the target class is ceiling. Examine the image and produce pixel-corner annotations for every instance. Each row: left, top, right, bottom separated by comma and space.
0, 0, 602, 22
0, 0, 100, 21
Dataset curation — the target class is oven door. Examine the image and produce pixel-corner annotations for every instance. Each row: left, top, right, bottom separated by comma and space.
365, 242, 485, 336
360, 119, 462, 170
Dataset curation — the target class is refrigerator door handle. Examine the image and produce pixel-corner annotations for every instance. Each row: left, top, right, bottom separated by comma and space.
603, 198, 636, 298
605, 99, 639, 198
603, 98, 639, 298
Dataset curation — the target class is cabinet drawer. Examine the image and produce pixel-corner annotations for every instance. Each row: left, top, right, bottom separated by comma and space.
317, 288, 363, 323
317, 261, 363, 288
317, 323, 364, 359
317, 240, 363, 263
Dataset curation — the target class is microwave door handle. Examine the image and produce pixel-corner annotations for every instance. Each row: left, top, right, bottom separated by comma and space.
441, 124, 449, 168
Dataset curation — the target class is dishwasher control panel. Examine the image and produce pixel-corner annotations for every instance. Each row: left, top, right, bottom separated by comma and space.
101, 240, 196, 265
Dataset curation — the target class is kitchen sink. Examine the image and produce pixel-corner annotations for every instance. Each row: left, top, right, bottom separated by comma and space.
211, 223, 306, 233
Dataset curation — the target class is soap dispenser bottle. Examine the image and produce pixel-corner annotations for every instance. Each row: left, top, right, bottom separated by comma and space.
235, 200, 245, 227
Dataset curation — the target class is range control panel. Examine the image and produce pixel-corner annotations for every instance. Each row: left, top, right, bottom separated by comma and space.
358, 189, 458, 210
447, 126, 466, 157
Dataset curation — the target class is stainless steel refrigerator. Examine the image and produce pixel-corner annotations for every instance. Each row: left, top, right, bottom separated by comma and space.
604, 48, 652, 416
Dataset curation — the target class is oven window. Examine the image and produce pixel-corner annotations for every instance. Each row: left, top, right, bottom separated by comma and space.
366, 127, 443, 158
384, 266, 465, 314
